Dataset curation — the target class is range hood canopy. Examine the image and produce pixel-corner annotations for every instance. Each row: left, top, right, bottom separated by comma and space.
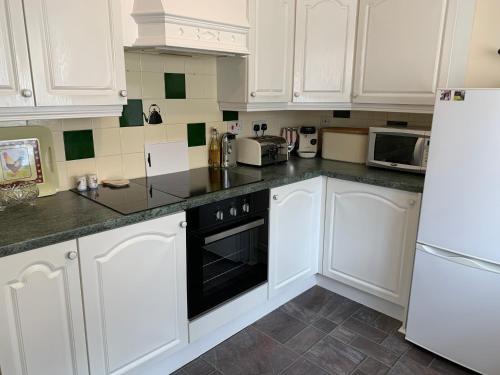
131, 0, 250, 56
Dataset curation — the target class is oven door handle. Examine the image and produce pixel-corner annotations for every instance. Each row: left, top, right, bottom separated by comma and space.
204, 218, 266, 245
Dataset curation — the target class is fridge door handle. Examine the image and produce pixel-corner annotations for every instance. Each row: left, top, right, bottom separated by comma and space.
418, 244, 500, 274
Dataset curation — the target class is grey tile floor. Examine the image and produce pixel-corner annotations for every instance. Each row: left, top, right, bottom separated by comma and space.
173, 286, 477, 375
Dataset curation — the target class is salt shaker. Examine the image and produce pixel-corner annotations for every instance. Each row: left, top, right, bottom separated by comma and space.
76, 176, 87, 191
88, 174, 98, 190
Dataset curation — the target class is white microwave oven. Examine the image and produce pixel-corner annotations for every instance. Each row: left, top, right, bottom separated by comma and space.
367, 127, 430, 174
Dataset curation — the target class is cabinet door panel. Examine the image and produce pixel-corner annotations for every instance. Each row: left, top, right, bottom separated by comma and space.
23, 0, 126, 106
248, 0, 295, 102
269, 177, 323, 297
0, 241, 88, 375
353, 0, 448, 105
79, 213, 188, 375
323, 179, 420, 306
293, 0, 357, 103
0, 0, 34, 108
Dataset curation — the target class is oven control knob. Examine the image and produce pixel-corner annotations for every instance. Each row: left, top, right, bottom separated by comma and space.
242, 203, 250, 213
215, 210, 224, 221
230, 207, 238, 216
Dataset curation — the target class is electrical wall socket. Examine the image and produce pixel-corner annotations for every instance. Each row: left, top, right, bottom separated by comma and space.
252, 120, 268, 134
228, 121, 241, 135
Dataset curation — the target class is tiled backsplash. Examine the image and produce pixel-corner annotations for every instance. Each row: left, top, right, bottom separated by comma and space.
0, 52, 433, 191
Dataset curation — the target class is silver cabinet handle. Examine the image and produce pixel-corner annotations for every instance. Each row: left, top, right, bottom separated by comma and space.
204, 219, 265, 245
180, 221, 188, 228
67, 251, 78, 260
119, 90, 128, 97
273, 194, 278, 200
293, 92, 300, 98
250, 91, 257, 97
21, 89, 33, 98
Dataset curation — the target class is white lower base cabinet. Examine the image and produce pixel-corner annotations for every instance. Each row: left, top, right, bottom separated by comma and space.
269, 177, 324, 298
322, 178, 421, 307
0, 241, 89, 375
79, 213, 188, 375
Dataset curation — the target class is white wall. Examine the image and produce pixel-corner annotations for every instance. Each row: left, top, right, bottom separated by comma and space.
466, 0, 500, 87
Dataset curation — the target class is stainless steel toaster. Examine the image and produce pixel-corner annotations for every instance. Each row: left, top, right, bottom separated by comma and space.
236, 136, 288, 166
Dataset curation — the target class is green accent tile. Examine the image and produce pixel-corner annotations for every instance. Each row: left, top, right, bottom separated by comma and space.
187, 123, 206, 147
63, 130, 95, 161
120, 99, 144, 127
164, 73, 186, 99
223, 111, 239, 121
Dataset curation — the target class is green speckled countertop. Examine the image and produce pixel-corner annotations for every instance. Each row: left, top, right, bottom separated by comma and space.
0, 158, 424, 258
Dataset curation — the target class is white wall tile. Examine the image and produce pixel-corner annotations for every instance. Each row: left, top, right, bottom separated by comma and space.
186, 74, 217, 99
126, 71, 142, 99
92, 117, 119, 129
94, 128, 122, 157
62, 118, 93, 131
122, 153, 146, 179
56, 161, 69, 191
96, 155, 123, 181
125, 52, 141, 71
120, 127, 145, 154
140, 53, 164, 73
141, 71, 165, 99
185, 56, 217, 75
164, 99, 222, 124
66, 159, 97, 187
166, 123, 187, 142
0, 120, 27, 127
28, 119, 63, 131
52, 131, 66, 162
188, 146, 208, 168
144, 125, 167, 144
163, 55, 186, 73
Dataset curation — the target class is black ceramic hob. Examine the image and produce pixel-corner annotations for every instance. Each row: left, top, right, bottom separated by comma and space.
72, 167, 263, 215
72, 183, 184, 215
132, 167, 263, 199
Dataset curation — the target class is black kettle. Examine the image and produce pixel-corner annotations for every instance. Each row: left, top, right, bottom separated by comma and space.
143, 104, 163, 124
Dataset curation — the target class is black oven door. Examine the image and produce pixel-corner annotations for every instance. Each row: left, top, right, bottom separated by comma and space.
187, 215, 268, 320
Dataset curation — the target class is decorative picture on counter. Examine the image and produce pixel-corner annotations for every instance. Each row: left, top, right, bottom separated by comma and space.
0, 139, 44, 184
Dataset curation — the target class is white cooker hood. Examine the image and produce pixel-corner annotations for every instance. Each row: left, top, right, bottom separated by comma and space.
131, 0, 250, 56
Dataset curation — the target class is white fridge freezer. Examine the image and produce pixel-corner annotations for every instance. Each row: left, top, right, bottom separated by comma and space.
406, 89, 500, 375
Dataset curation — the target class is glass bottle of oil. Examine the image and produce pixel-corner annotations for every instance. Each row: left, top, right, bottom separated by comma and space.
208, 127, 221, 168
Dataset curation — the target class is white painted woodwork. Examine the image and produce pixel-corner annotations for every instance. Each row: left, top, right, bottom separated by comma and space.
323, 178, 421, 307
269, 177, 324, 297
292, 0, 357, 103
217, 0, 295, 105
79, 213, 188, 375
0, 0, 34, 108
353, 0, 475, 105
248, 0, 295, 102
0, 241, 89, 375
132, 0, 249, 55
22, 0, 126, 106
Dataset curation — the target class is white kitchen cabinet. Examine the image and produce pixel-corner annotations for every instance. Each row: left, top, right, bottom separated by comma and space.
292, 0, 357, 103
217, 0, 295, 109
322, 178, 421, 307
269, 177, 324, 298
0, 0, 126, 121
79, 213, 188, 375
0, 0, 34, 108
0, 241, 89, 375
353, 0, 476, 106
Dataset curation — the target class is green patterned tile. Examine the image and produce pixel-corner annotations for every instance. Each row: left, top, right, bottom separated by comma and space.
187, 123, 206, 147
120, 99, 144, 127
63, 130, 95, 160
223, 111, 239, 121
165, 73, 186, 99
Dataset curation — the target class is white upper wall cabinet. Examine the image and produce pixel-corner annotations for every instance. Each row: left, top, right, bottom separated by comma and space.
23, 0, 126, 107
0, 0, 34, 108
353, 0, 476, 106
292, 0, 357, 103
0, 0, 126, 121
217, 0, 295, 106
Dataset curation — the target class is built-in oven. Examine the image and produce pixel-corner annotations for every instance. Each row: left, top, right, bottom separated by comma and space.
367, 127, 431, 173
186, 189, 269, 320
